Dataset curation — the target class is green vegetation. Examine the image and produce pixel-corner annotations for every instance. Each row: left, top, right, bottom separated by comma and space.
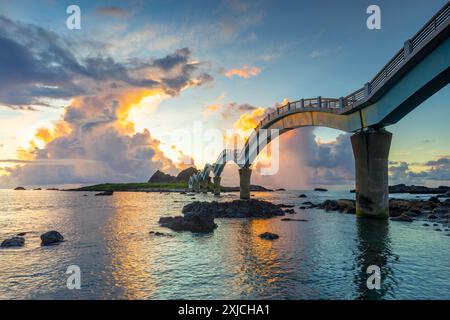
72, 181, 188, 192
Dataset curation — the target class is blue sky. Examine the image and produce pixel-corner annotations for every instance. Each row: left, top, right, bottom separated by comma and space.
0, 0, 449, 187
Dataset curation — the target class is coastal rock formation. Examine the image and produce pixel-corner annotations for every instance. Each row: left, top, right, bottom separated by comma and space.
182, 199, 285, 219
1, 236, 25, 247
40, 231, 64, 246
14, 187, 26, 190
159, 212, 217, 233
389, 184, 450, 194
148, 167, 199, 183
221, 185, 273, 192
174, 167, 198, 182
148, 170, 176, 183
259, 232, 279, 240
314, 188, 328, 192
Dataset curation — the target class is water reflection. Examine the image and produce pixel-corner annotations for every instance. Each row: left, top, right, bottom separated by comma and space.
353, 219, 394, 300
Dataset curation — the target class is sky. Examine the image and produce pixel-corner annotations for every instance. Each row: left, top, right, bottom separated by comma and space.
0, 0, 449, 189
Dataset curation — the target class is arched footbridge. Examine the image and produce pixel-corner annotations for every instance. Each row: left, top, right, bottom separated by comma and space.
189, 2, 450, 219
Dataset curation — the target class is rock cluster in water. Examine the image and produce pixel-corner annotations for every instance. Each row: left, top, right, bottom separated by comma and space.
159, 212, 217, 233
303, 196, 450, 230
182, 199, 285, 219
158, 199, 285, 233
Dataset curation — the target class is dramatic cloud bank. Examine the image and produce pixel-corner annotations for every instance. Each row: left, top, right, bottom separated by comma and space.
0, 16, 212, 187
389, 157, 450, 185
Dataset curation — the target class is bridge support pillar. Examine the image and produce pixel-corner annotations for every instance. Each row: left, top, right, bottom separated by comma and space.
239, 167, 252, 200
351, 129, 392, 220
201, 179, 209, 193
193, 181, 200, 193
213, 176, 221, 196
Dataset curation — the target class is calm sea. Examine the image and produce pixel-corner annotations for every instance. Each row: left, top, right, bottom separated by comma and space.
0, 189, 449, 300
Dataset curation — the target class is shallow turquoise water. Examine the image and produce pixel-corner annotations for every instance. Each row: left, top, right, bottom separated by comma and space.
0, 189, 449, 299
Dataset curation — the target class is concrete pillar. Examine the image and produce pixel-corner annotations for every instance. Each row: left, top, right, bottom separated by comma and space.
239, 167, 252, 200
201, 179, 208, 193
351, 129, 392, 219
193, 181, 200, 193
213, 176, 221, 196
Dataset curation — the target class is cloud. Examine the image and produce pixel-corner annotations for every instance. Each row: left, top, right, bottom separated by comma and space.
224, 65, 262, 78
0, 16, 212, 109
310, 46, 343, 59
389, 156, 450, 185
95, 6, 130, 18
204, 102, 259, 119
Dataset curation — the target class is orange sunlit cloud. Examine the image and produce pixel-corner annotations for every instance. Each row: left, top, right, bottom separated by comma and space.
224, 65, 262, 78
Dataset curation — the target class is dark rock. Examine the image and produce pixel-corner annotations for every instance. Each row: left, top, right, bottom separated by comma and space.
298, 194, 307, 198
422, 223, 430, 226
390, 214, 414, 222
14, 187, 26, 190
259, 232, 279, 240
182, 199, 285, 219
1, 236, 25, 247
148, 170, 176, 183
159, 212, 217, 233
404, 211, 419, 217
276, 188, 286, 191
299, 206, 307, 210
179, 191, 187, 194
433, 207, 449, 215
95, 190, 113, 196
83, 194, 88, 196
389, 184, 450, 194
278, 204, 295, 208
221, 185, 273, 192
435, 228, 442, 232
314, 188, 328, 192
46, 188, 59, 191
428, 196, 440, 203
34, 188, 42, 190
16, 232, 27, 236
149, 231, 173, 237
281, 218, 308, 222
174, 167, 198, 183
302, 201, 313, 206
284, 209, 295, 214
40, 231, 64, 246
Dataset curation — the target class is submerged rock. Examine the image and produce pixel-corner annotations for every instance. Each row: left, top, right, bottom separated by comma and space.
314, 188, 328, 192
298, 194, 307, 198
149, 231, 173, 237
40, 231, 64, 246
159, 212, 217, 233
390, 214, 414, 222
1, 236, 25, 247
259, 232, 279, 240
95, 190, 114, 196
281, 218, 308, 222
278, 204, 295, 208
